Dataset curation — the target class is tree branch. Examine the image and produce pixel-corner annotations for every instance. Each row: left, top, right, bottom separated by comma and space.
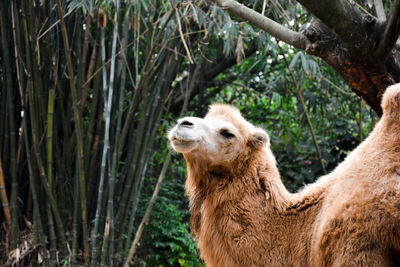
396, 36, 400, 51
203, 40, 257, 80
296, 0, 365, 43
171, 40, 258, 111
374, 0, 386, 21
211, 0, 311, 50
377, 0, 400, 57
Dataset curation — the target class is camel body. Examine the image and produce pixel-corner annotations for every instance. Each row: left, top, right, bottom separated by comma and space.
169, 84, 400, 266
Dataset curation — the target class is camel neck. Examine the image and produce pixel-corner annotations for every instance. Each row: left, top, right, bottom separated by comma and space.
185, 160, 321, 266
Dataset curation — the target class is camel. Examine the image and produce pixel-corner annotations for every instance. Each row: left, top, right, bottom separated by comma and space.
168, 84, 400, 266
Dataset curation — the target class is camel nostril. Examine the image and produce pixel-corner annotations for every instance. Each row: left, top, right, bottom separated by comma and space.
179, 120, 194, 128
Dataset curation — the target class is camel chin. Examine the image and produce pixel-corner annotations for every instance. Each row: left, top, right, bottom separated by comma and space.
170, 138, 198, 153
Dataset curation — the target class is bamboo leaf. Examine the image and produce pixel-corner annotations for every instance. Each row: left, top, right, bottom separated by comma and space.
289, 51, 301, 70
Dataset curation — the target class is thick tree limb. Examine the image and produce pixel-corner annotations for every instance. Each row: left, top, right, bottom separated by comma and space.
203, 40, 257, 80
172, 40, 258, 110
396, 36, 400, 50
296, 0, 365, 43
374, 0, 386, 21
212, 0, 311, 50
377, 0, 400, 57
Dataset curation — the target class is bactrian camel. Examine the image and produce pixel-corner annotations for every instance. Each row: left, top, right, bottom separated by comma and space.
168, 84, 400, 266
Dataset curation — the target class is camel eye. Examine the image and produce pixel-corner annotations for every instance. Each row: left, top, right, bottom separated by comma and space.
220, 129, 235, 139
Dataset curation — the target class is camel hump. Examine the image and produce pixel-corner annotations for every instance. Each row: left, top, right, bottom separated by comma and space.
382, 83, 400, 116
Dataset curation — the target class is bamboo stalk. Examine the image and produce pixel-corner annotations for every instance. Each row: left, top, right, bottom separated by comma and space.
81, 37, 97, 111
46, 205, 57, 263
53, 80, 71, 223
109, 8, 131, 259
24, 144, 50, 266
75, 10, 83, 100
24, 0, 46, 129
87, 101, 103, 206
55, 1, 90, 263
90, 18, 109, 267
0, 79, 6, 167
27, 79, 69, 256
71, 165, 80, 264
0, 156, 11, 254
123, 159, 148, 252
22, 95, 50, 266
85, 48, 102, 200
99, 1, 121, 266
9, 1, 26, 254
10, 0, 24, 103
46, 59, 57, 263
81, 14, 92, 85
0, 1, 19, 249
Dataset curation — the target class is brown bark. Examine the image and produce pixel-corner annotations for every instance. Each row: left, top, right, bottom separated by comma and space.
336, 61, 396, 116
303, 18, 400, 116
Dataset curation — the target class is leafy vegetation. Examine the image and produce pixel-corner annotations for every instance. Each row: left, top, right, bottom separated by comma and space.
136, 180, 202, 266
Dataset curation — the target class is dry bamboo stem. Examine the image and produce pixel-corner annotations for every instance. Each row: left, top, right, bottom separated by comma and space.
0, 156, 11, 254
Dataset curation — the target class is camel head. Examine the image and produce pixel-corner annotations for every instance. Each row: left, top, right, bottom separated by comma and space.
168, 104, 270, 166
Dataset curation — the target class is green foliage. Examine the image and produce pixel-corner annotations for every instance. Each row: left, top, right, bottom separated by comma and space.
135, 160, 203, 267
142, 196, 202, 267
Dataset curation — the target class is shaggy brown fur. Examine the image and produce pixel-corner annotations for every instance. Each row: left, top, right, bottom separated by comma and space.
168, 84, 400, 266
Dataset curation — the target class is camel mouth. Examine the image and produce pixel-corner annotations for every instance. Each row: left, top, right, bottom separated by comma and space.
169, 131, 200, 143
170, 136, 199, 145
171, 137, 193, 143
169, 135, 199, 153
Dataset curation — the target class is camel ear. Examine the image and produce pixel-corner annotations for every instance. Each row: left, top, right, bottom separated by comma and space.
248, 129, 269, 149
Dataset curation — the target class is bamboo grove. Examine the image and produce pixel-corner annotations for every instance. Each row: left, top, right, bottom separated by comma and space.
0, 0, 212, 265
